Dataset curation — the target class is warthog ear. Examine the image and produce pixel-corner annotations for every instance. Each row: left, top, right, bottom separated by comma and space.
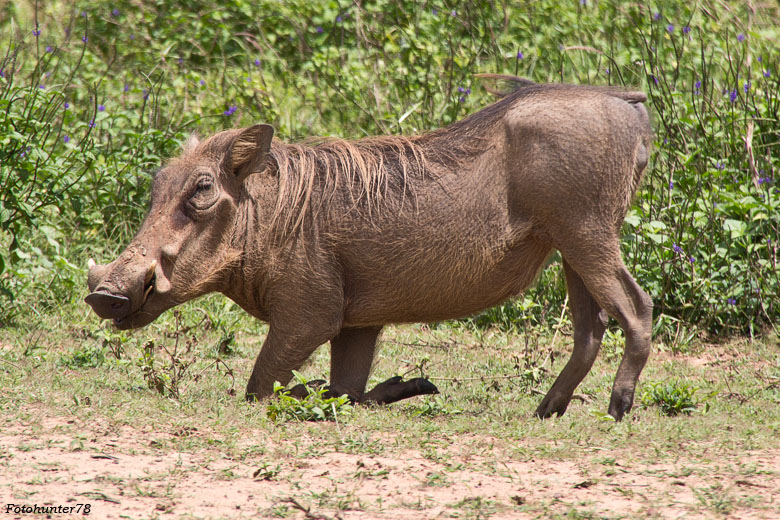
183, 133, 200, 153
230, 124, 275, 183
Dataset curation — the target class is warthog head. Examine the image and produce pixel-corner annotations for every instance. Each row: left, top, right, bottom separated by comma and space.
85, 124, 274, 329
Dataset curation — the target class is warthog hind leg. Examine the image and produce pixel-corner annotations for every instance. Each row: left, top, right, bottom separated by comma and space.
535, 259, 608, 419
547, 241, 652, 421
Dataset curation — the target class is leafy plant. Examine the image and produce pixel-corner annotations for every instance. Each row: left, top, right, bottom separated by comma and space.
58, 343, 106, 369
640, 380, 699, 416
407, 394, 461, 417
266, 372, 352, 422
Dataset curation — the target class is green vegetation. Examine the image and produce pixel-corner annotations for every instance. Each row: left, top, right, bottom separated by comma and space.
1, 2, 779, 515
640, 379, 701, 416
267, 372, 353, 422
1, 0, 778, 338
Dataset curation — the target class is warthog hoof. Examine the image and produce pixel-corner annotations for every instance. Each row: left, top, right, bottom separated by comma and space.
286, 376, 439, 405
607, 391, 634, 421
362, 376, 439, 405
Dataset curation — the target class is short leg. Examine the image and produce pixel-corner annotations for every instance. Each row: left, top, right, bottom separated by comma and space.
329, 326, 383, 399
604, 269, 653, 420
329, 326, 438, 404
245, 324, 338, 402
535, 260, 608, 418
556, 245, 653, 421
363, 376, 439, 404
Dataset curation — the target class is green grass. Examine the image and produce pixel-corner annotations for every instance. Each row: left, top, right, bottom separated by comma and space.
2, 1, 780, 517
1, 301, 779, 517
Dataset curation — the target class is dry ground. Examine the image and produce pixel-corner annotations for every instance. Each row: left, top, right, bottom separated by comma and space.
2, 401, 779, 519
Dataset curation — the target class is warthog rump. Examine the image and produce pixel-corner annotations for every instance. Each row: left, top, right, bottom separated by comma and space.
86, 80, 653, 420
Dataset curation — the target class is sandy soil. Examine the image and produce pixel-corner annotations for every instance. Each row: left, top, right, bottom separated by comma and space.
2, 413, 778, 520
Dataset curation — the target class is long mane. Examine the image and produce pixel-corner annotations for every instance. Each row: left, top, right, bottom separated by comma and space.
258, 80, 645, 240
264, 98, 514, 239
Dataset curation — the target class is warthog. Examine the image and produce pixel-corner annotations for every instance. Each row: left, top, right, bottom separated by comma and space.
86, 80, 653, 420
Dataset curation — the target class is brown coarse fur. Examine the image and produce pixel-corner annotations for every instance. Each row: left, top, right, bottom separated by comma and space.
86, 79, 654, 420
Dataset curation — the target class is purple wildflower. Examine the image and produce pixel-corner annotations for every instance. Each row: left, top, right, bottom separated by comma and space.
580, 0, 586, 5
112, 8, 120, 17
98, 104, 105, 112
316, 26, 323, 34
46, 46, 52, 52
672, 243, 682, 254
81, 11, 87, 17
143, 89, 149, 100
245, 76, 251, 82
605, 68, 610, 75
336, 15, 342, 23
459, 96, 466, 103
764, 70, 771, 78
683, 26, 691, 34
254, 59, 261, 66
727, 297, 737, 305
744, 81, 751, 93
737, 33, 745, 42
729, 89, 738, 103
517, 51, 524, 59
89, 119, 96, 128
758, 56, 762, 62
178, 57, 183, 65
716, 161, 725, 170
669, 180, 674, 189
653, 12, 661, 21
129, 34, 135, 40
199, 79, 205, 86
32, 29, 41, 36
689, 256, 695, 263
82, 35, 88, 43
451, 10, 457, 16
64, 102, 70, 109
651, 75, 659, 86
123, 84, 129, 93
0, 69, 4, 78
39, 85, 45, 90
667, 24, 674, 33
63, 135, 70, 143
223, 105, 238, 116
432, 8, 437, 16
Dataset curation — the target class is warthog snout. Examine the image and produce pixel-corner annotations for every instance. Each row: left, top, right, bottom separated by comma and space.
85, 258, 158, 326
84, 291, 131, 320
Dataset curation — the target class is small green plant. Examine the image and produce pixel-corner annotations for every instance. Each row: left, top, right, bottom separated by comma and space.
266, 372, 352, 422
58, 343, 106, 369
641, 380, 699, 416
406, 394, 461, 417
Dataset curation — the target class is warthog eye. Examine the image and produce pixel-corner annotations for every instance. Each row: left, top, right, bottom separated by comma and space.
187, 175, 218, 213
196, 178, 213, 191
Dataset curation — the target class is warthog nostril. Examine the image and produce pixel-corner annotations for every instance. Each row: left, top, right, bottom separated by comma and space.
84, 291, 131, 320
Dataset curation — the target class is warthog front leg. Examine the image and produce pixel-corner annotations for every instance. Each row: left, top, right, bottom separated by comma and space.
287, 326, 439, 404
288, 375, 439, 404
361, 375, 439, 404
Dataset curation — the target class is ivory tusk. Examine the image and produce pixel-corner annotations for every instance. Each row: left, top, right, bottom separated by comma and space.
144, 260, 157, 286
87, 258, 96, 270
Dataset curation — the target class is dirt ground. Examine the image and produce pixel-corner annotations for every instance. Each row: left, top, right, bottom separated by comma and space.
2, 413, 778, 520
